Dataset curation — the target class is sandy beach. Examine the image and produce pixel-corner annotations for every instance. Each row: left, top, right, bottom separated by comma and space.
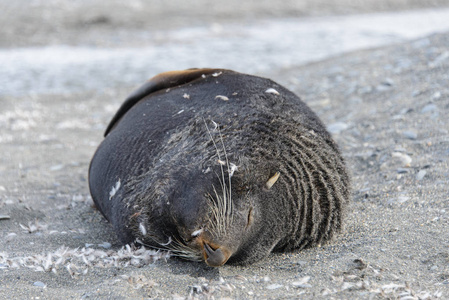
1, 1, 448, 299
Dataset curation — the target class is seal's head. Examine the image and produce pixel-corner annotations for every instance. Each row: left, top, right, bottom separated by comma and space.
127, 125, 273, 267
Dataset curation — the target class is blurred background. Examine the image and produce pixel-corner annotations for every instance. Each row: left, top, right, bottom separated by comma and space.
1, 0, 449, 97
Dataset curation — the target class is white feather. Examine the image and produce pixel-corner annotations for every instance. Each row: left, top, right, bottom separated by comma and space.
265, 88, 280, 95
191, 228, 204, 237
109, 179, 121, 200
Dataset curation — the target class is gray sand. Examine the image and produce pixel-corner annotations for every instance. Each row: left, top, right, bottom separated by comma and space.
1, 1, 448, 299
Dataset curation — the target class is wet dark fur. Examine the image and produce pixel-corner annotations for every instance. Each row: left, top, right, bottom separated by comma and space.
89, 69, 351, 265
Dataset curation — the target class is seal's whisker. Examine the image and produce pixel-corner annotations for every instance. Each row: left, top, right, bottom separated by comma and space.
136, 236, 202, 261
145, 244, 201, 260
216, 127, 233, 227
214, 186, 225, 234
207, 190, 219, 233
135, 239, 175, 253
159, 236, 172, 246
170, 237, 202, 259
203, 118, 226, 187
211, 185, 225, 235
207, 204, 219, 234
204, 118, 232, 234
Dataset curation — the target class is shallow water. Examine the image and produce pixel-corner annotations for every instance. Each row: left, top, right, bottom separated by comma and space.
2, 8, 449, 96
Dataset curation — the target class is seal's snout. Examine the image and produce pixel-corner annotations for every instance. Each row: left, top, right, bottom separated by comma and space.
203, 242, 231, 267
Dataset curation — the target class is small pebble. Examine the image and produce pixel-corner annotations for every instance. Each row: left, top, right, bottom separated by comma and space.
388, 197, 404, 205
403, 130, 417, 140
292, 276, 311, 288
266, 284, 283, 290
358, 86, 373, 94
190, 285, 203, 293
421, 104, 438, 114
392, 152, 412, 167
327, 122, 348, 134
50, 164, 64, 171
0, 215, 11, 220
353, 258, 367, 270
394, 146, 407, 152
432, 91, 441, 100
376, 78, 394, 91
293, 283, 312, 288
412, 90, 422, 97
429, 51, 449, 67
416, 170, 427, 181
376, 84, 392, 92
98, 242, 112, 249
6, 232, 17, 241
397, 196, 410, 204
235, 275, 248, 281
33, 281, 46, 288
382, 78, 395, 86
412, 38, 430, 48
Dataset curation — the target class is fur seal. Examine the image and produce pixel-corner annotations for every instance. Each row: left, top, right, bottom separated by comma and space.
88, 68, 350, 267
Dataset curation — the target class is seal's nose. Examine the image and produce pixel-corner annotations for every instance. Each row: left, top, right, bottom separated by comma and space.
203, 243, 230, 267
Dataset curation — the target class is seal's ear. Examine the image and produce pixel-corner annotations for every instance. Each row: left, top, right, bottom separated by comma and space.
104, 68, 224, 136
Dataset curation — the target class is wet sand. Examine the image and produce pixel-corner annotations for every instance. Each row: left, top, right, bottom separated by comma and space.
1, 1, 448, 299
